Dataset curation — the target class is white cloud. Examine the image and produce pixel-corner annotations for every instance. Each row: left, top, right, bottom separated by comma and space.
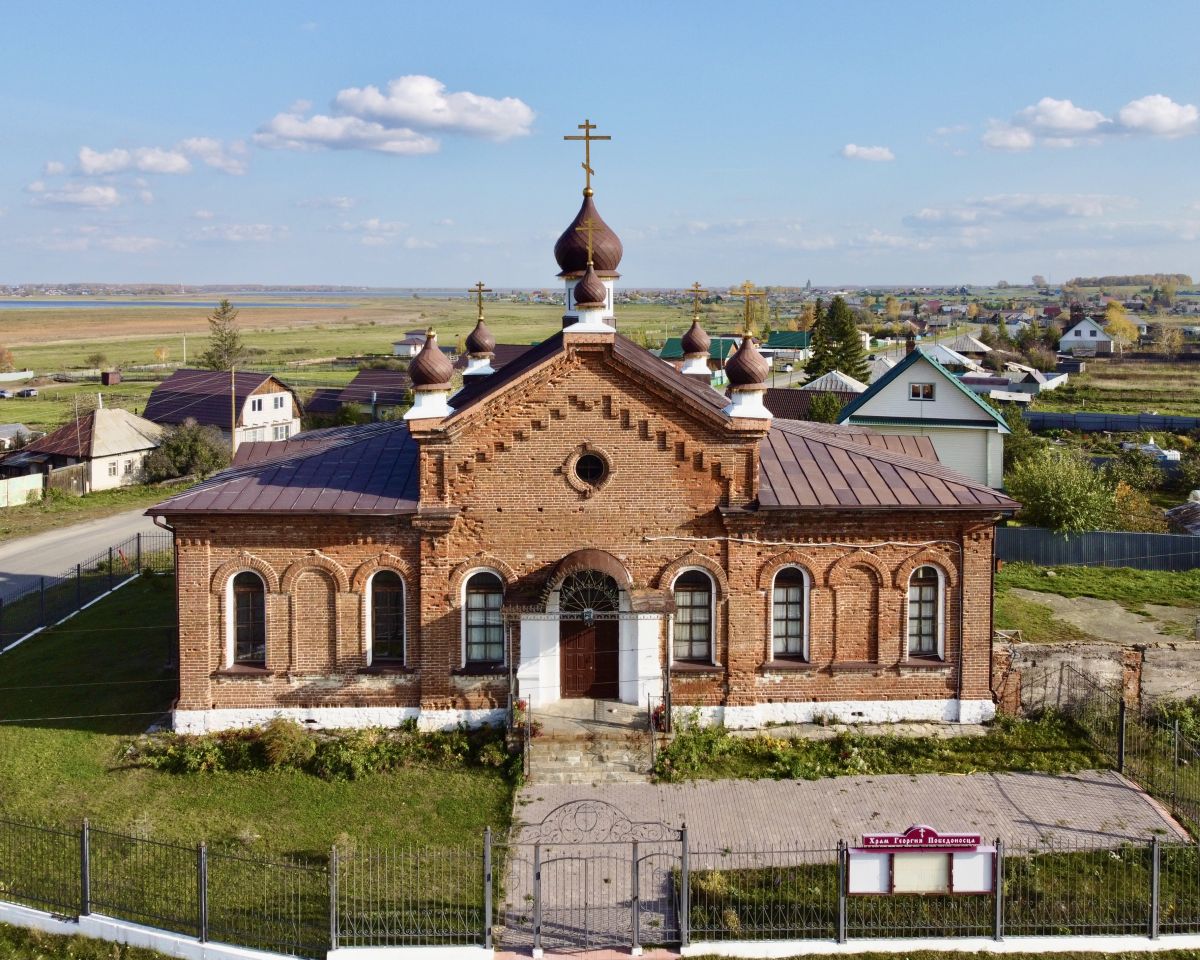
909, 193, 1133, 227
196, 223, 289, 243
403, 237, 436, 249
179, 137, 248, 175
79, 145, 191, 175
43, 160, 65, 176
841, 143, 895, 162
139, 189, 154, 205
296, 195, 356, 209
193, 209, 215, 220
100, 234, 166, 253
333, 75, 534, 141
1117, 94, 1199, 137
254, 111, 439, 155
981, 121, 1035, 151
1016, 96, 1108, 134
29, 181, 122, 208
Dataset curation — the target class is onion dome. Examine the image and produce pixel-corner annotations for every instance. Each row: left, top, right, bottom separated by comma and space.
725, 333, 769, 388
554, 194, 623, 277
465, 317, 495, 356
681, 318, 711, 357
573, 263, 608, 308
408, 329, 453, 389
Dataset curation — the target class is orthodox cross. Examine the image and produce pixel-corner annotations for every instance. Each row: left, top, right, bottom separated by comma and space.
575, 215, 598, 266
564, 118, 610, 194
732, 280, 765, 334
469, 281, 491, 320
686, 282, 707, 319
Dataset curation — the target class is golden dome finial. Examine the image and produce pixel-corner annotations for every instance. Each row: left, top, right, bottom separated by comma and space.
564, 118, 611, 194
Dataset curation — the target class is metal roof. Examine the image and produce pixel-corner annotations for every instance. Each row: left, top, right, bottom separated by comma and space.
25, 407, 162, 459
142, 369, 301, 429
801, 370, 867, 393
762, 387, 858, 421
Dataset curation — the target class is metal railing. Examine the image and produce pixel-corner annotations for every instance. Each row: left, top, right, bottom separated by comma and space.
0, 530, 175, 652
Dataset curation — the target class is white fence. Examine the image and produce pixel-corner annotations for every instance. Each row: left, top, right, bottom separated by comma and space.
0, 474, 42, 508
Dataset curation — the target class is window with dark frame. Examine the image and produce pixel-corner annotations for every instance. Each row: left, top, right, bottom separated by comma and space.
673, 570, 712, 662
772, 567, 807, 658
232, 571, 266, 666
574, 452, 607, 487
465, 572, 504, 665
371, 571, 405, 663
907, 565, 940, 658
909, 382, 935, 401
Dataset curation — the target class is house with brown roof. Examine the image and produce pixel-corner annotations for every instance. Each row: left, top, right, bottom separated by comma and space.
149, 154, 1017, 736
2, 407, 162, 491
143, 369, 301, 449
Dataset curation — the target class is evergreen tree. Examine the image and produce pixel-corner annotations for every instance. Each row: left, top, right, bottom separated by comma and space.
199, 299, 247, 371
803, 298, 836, 378
825, 296, 871, 383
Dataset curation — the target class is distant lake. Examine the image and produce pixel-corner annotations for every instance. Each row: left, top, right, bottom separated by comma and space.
0, 299, 355, 310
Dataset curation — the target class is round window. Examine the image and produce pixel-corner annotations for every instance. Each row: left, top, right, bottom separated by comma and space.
574, 453, 608, 487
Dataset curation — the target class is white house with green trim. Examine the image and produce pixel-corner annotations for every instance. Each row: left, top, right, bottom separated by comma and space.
837, 348, 1010, 488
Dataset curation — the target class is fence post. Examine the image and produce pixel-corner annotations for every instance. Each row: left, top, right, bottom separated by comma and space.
39, 576, 45, 628
329, 845, 339, 952
1150, 835, 1160, 940
136, 532, 142, 573
1173, 719, 1180, 812
197, 842, 208, 942
631, 839, 641, 955
108, 547, 114, 593
483, 827, 493, 949
836, 839, 847, 944
79, 819, 90, 918
76, 563, 82, 611
679, 825, 690, 949
1117, 698, 1127, 774
532, 843, 542, 958
993, 838, 1004, 941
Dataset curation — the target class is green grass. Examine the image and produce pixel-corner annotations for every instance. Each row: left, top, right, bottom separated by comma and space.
0, 576, 513, 855
996, 563, 1200, 611
1031, 359, 1200, 416
0, 482, 188, 545
994, 590, 1102, 643
0, 923, 170, 959
653, 712, 1106, 782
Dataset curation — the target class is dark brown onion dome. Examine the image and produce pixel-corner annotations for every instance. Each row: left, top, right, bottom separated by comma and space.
573, 263, 608, 308
554, 194, 623, 277
408, 329, 454, 389
681, 318, 711, 357
725, 333, 769, 388
465, 317, 495, 355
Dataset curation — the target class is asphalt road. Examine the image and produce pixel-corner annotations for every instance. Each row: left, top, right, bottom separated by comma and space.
0, 507, 161, 599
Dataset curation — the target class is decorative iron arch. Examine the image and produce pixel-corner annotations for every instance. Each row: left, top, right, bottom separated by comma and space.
558, 569, 620, 613
515, 799, 679, 844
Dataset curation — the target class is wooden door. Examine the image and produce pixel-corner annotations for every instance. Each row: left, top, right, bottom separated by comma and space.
560, 619, 620, 699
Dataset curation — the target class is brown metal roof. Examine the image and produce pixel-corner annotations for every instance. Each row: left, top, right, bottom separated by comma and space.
143, 369, 301, 429
452, 342, 534, 372
25, 407, 162, 458
758, 419, 1017, 512
305, 369, 412, 414
762, 387, 858, 422
148, 420, 418, 516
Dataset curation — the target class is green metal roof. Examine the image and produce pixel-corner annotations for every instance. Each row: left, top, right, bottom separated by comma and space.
837, 348, 1010, 433
765, 330, 812, 349
659, 336, 737, 361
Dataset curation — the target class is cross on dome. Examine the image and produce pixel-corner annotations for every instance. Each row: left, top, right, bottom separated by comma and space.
563, 118, 611, 197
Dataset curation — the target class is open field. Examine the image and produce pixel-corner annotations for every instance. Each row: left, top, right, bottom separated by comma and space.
0, 576, 513, 854
1032, 358, 1200, 416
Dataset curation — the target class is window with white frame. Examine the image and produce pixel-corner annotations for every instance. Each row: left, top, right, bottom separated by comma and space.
123, 459, 133, 475
772, 567, 807, 659
673, 570, 713, 662
273, 395, 286, 410
464, 572, 504, 665
907, 565, 941, 658
107, 461, 118, 477
231, 571, 266, 666
250, 397, 263, 412
273, 424, 289, 440
909, 383, 935, 401
370, 571, 405, 664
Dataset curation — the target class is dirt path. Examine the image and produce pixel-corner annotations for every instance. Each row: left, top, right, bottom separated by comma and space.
1010, 587, 1199, 644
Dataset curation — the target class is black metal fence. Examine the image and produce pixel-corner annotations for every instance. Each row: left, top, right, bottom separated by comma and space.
6, 813, 1200, 954
996, 526, 1200, 571
1025, 411, 1200, 433
0, 530, 174, 651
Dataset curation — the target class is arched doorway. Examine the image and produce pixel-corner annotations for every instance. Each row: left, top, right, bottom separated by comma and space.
558, 570, 620, 699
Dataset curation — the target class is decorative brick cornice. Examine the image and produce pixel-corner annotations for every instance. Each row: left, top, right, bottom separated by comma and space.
351, 553, 415, 594
281, 552, 351, 594
825, 550, 890, 588
655, 549, 729, 599
210, 553, 280, 595
893, 548, 960, 589
756, 550, 821, 591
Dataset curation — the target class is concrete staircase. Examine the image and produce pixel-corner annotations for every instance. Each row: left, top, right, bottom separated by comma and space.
527, 699, 653, 785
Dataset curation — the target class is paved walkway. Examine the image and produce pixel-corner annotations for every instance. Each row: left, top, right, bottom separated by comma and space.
515, 769, 1187, 850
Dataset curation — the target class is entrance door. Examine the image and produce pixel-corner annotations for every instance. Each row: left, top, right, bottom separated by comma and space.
557, 569, 621, 700
560, 618, 619, 699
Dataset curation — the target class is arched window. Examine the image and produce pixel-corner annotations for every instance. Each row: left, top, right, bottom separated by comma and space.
772, 567, 808, 659
232, 571, 266, 666
673, 570, 713, 663
907, 565, 942, 658
464, 572, 504, 665
371, 571, 405, 664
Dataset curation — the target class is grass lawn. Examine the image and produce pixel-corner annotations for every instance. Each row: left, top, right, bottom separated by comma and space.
0, 575, 513, 856
996, 562, 1200, 611
1031, 358, 1200, 416
0, 482, 188, 545
993, 589, 1102, 643
0, 923, 169, 959
653, 713, 1106, 783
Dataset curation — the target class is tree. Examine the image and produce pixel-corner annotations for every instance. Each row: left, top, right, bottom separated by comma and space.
1104, 301, 1138, 353
1001, 410, 1045, 473
966, 302, 980, 321
154, 345, 171, 364
806, 391, 844, 424
1005, 448, 1115, 535
1032, 275, 1047, 288
804, 299, 837, 378
0, 347, 16, 374
1112, 482, 1168, 533
797, 302, 817, 332
884, 295, 901, 323
143, 419, 231, 482
85, 352, 107, 369
199, 299, 247, 371
1106, 448, 1165, 491
826, 296, 871, 383
1155, 325, 1184, 359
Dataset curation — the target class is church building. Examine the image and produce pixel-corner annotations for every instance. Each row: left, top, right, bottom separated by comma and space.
150, 125, 1017, 734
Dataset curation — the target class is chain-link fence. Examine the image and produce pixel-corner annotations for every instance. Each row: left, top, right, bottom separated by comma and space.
0, 530, 173, 651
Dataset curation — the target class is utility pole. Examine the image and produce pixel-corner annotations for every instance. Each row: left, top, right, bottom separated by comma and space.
230, 367, 237, 458
182, 335, 187, 366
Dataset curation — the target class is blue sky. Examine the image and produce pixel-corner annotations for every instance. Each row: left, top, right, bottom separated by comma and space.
3, 0, 1200, 288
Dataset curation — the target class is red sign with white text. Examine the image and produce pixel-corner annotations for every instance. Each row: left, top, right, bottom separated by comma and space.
859, 824, 981, 851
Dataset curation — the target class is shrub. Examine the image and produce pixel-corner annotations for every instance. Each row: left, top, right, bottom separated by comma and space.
1005, 448, 1116, 535
1106, 449, 1166, 491
259, 717, 316, 768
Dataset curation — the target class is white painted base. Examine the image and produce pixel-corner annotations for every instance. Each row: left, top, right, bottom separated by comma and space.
330, 947, 494, 960
463, 356, 494, 377
563, 310, 614, 334
683, 934, 1200, 957
0, 901, 294, 960
692, 698, 996, 729
172, 706, 504, 734
723, 388, 771, 419
404, 390, 451, 420
681, 355, 710, 375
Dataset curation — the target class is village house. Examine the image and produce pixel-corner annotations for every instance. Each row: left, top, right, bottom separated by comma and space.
1058, 316, 1113, 356
143, 369, 302, 449
149, 153, 1017, 735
